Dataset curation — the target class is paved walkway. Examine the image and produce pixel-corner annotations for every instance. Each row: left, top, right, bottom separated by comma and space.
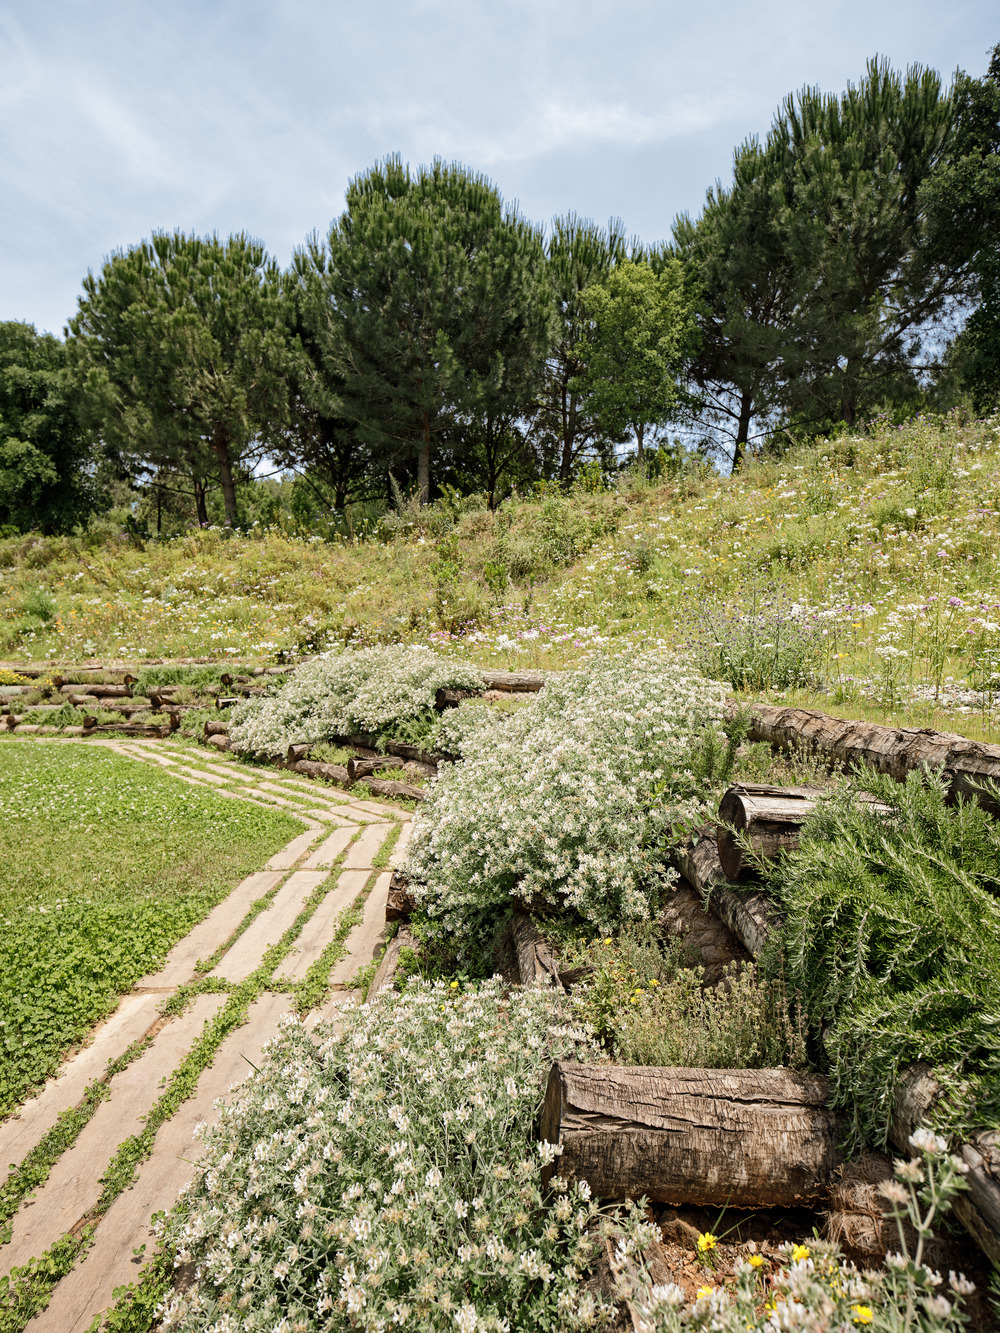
0, 736, 413, 1332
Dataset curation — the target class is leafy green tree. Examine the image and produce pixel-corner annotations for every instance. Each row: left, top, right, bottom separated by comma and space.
573, 258, 696, 462
312, 156, 552, 504
67, 231, 289, 527
0, 322, 99, 533
537, 215, 629, 485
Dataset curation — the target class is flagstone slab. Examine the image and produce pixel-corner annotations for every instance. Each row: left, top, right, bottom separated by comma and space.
390, 820, 414, 866
342, 823, 393, 869
1, 993, 225, 1278
208, 870, 330, 982
0, 994, 163, 1187
302, 825, 356, 869
274, 869, 371, 980
264, 826, 323, 869
135, 870, 286, 989
26, 994, 293, 1333
329, 871, 392, 987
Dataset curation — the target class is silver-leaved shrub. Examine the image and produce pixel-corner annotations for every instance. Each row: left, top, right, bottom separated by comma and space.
227, 646, 485, 758
154, 981, 652, 1333
405, 653, 727, 936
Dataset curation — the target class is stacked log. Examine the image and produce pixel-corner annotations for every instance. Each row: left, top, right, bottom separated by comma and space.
747, 704, 1000, 816
540, 1062, 839, 1206
385, 871, 416, 922
480, 670, 545, 693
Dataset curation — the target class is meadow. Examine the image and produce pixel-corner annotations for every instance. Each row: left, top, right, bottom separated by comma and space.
2, 411, 999, 738
0, 742, 297, 1115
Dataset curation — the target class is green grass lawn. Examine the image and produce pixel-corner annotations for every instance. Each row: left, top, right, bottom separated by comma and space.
0, 741, 298, 1116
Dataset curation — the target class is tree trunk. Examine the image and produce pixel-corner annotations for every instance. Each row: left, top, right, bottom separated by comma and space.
212, 428, 239, 526
634, 421, 645, 464
745, 705, 1000, 818
363, 776, 425, 802
192, 474, 209, 526
434, 687, 479, 710
418, 412, 431, 504
891, 1064, 1000, 1267
204, 720, 229, 737
540, 1062, 839, 1206
732, 390, 753, 472
347, 756, 394, 781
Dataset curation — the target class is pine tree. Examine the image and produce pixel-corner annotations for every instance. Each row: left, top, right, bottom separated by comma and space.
315, 157, 551, 504
67, 232, 289, 527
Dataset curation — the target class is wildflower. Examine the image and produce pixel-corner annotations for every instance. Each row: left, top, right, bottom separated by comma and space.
695, 1285, 714, 1300
909, 1127, 948, 1155
791, 1243, 811, 1261
697, 1232, 717, 1254
748, 1253, 765, 1268
850, 1303, 874, 1324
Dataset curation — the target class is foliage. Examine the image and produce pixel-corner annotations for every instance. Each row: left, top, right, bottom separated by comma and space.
632, 1132, 974, 1332
575, 258, 697, 460
0, 321, 100, 534
153, 981, 652, 1333
307, 155, 553, 503
405, 654, 727, 946
765, 764, 1000, 1147
684, 581, 822, 690
566, 927, 808, 1069
0, 742, 296, 1114
66, 231, 290, 527
227, 646, 484, 758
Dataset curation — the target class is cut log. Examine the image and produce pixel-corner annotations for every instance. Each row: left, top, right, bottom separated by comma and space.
204, 720, 229, 737
68, 693, 100, 707
512, 913, 562, 987
671, 831, 780, 960
363, 776, 425, 802
216, 696, 239, 710
347, 756, 394, 781
369, 925, 415, 996
717, 783, 826, 881
206, 734, 230, 751
385, 871, 416, 922
540, 1061, 839, 1206
891, 1064, 1000, 1267
435, 687, 479, 709
747, 704, 1000, 817
59, 682, 132, 698
480, 670, 545, 692
4, 714, 23, 730
291, 758, 351, 785
286, 743, 311, 764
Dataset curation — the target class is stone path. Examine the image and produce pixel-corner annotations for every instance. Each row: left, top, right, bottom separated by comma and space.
0, 735, 412, 1331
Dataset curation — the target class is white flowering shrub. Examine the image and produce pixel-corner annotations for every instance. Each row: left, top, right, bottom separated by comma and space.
227, 647, 484, 758
433, 702, 510, 758
405, 654, 727, 937
155, 981, 651, 1333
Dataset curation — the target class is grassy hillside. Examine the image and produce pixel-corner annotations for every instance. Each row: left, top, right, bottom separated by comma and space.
3, 409, 999, 737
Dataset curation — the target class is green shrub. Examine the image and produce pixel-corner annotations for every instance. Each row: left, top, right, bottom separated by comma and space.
766, 764, 1000, 1146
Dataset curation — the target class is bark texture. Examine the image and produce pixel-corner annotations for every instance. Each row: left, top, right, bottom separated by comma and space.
369, 926, 415, 996
479, 670, 545, 693
747, 705, 1000, 816
717, 783, 826, 881
385, 872, 416, 923
891, 1064, 1000, 1267
540, 1062, 839, 1205
511, 913, 562, 987
671, 831, 781, 960
204, 720, 229, 737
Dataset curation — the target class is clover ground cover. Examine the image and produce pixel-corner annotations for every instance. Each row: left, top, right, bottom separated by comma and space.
0, 741, 298, 1115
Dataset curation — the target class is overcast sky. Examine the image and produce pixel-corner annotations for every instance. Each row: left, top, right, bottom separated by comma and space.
1, 1, 996, 338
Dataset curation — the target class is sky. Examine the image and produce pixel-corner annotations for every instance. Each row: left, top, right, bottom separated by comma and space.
1, 0, 997, 339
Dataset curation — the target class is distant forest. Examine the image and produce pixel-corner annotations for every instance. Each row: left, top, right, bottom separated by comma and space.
2, 49, 999, 536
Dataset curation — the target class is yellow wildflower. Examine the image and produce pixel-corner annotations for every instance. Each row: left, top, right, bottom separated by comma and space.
852, 1306, 874, 1326
696, 1286, 713, 1300
748, 1254, 765, 1268
697, 1232, 717, 1253
791, 1244, 811, 1262
450, 981, 459, 989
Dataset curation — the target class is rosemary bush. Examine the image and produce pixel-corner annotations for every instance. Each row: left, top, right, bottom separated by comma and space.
765, 765, 1000, 1146
154, 981, 651, 1333
405, 654, 727, 942
227, 647, 484, 759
